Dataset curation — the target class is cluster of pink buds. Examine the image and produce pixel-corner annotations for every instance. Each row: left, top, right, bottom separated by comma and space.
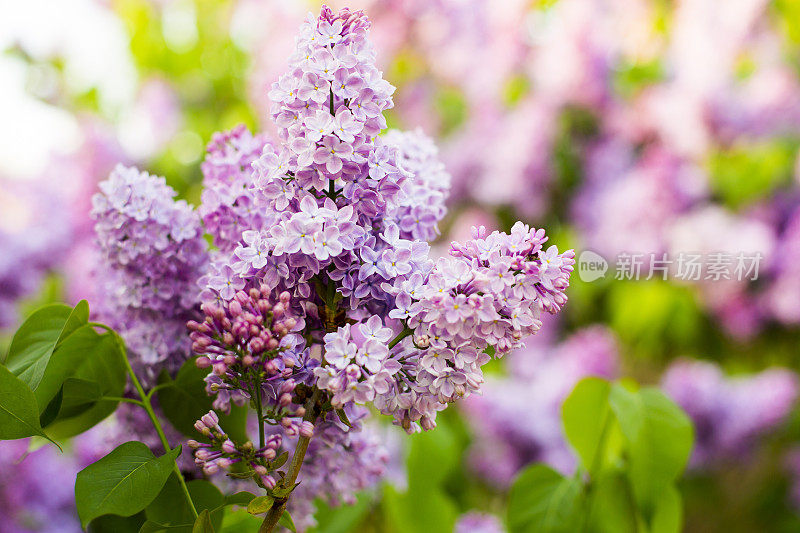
188, 411, 285, 488
188, 288, 298, 368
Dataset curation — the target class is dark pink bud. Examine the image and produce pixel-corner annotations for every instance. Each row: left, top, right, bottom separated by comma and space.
279, 393, 292, 407
195, 356, 212, 369
249, 288, 261, 300
279, 291, 291, 304
223, 354, 236, 366
242, 354, 255, 366
228, 300, 242, 317
222, 439, 236, 454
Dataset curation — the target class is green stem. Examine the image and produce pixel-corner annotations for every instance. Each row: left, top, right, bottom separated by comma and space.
255, 381, 266, 449
115, 333, 199, 520
259, 387, 324, 533
388, 327, 413, 349
100, 396, 144, 406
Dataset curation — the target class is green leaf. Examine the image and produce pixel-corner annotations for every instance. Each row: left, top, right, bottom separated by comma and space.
40, 326, 126, 438
146, 475, 224, 531
587, 472, 638, 533
562, 377, 611, 473
279, 510, 297, 533
507, 464, 582, 533
57, 378, 104, 418
87, 511, 147, 533
158, 358, 247, 441
224, 492, 256, 507
39, 385, 64, 428
76, 441, 181, 528
0, 364, 54, 444
219, 509, 262, 532
192, 510, 214, 533
247, 495, 274, 515
608, 385, 693, 514
5, 302, 86, 390
650, 485, 682, 533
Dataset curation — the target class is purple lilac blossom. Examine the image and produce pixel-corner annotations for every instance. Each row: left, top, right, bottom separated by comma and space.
381, 128, 451, 242
463, 326, 619, 487
177, 6, 571, 519
661, 359, 798, 468
91, 164, 208, 379
199, 125, 272, 252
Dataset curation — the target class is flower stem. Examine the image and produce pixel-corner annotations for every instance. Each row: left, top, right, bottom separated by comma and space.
112, 332, 199, 519
255, 380, 266, 449
259, 387, 324, 533
388, 326, 413, 349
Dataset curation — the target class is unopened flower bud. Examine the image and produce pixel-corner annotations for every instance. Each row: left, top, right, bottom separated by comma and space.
228, 300, 242, 317
261, 475, 276, 490
201, 411, 219, 428
254, 465, 268, 475
299, 421, 314, 438
195, 356, 212, 369
222, 439, 236, 454
414, 334, 430, 348
279, 393, 292, 407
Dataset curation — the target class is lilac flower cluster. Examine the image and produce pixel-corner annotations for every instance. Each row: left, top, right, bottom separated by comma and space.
263, 4, 402, 218
189, 287, 308, 426
189, 411, 285, 489
382, 128, 451, 242
368, 223, 575, 432
189, 7, 574, 445
91, 164, 208, 372
199, 125, 271, 252
661, 359, 798, 468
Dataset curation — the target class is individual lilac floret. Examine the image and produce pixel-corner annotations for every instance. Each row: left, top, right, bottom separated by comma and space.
91, 164, 208, 375
374, 223, 575, 433
382, 128, 451, 241
464, 326, 619, 487
455, 512, 506, 533
662, 359, 798, 468
199, 125, 272, 252
287, 407, 388, 531
189, 410, 283, 489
